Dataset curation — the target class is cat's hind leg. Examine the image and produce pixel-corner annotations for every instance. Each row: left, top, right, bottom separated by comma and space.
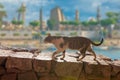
52, 49, 65, 60
87, 46, 97, 60
77, 48, 87, 61
60, 50, 66, 60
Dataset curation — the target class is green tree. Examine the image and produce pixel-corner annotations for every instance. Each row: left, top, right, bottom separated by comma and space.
60, 21, 68, 25
12, 20, 17, 25
29, 21, 40, 27
47, 19, 56, 30
12, 20, 24, 25
0, 3, 7, 26
106, 12, 119, 18
88, 21, 98, 26
17, 20, 24, 25
106, 12, 119, 23
81, 21, 97, 26
60, 21, 80, 26
81, 21, 89, 26
101, 18, 116, 26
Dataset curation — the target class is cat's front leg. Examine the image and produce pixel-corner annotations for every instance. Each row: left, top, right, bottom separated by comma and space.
52, 51, 58, 60
60, 50, 66, 60
52, 50, 62, 60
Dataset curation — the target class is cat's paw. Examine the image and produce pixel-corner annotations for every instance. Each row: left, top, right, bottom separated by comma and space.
60, 58, 64, 60
53, 57, 58, 61
77, 58, 82, 61
94, 58, 97, 61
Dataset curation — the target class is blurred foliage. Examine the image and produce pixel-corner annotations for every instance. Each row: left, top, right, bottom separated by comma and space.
12, 20, 24, 25
32, 32, 41, 39
24, 34, 28, 36
81, 21, 88, 26
60, 21, 80, 26
47, 19, 56, 30
0, 3, 7, 26
55, 33, 61, 36
13, 33, 20, 36
81, 21, 98, 26
81, 11, 120, 28
106, 12, 119, 19
29, 21, 40, 27
100, 18, 116, 26
70, 32, 77, 36
0, 33, 6, 36
100, 12, 119, 26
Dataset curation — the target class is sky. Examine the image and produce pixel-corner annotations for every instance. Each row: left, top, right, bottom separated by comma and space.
0, 0, 120, 25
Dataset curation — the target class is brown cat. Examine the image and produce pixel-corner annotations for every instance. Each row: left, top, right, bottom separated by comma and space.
44, 34, 103, 61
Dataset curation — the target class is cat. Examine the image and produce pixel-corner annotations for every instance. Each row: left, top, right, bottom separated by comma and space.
44, 34, 103, 61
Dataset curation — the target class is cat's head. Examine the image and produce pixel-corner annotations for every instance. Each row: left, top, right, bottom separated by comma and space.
44, 33, 53, 43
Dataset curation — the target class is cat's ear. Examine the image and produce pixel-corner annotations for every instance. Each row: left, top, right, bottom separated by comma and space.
47, 33, 51, 36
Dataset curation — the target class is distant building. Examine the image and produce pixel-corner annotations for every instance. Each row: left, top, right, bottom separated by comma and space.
17, 3, 26, 25
75, 10, 79, 22
96, 6, 101, 23
21, 3, 26, 23
42, 21, 47, 30
50, 6, 65, 30
39, 8, 43, 31
88, 17, 96, 22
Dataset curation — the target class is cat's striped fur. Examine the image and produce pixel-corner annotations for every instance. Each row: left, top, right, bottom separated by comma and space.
44, 34, 103, 61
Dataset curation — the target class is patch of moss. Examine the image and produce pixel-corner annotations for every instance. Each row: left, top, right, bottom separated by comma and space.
1, 33, 6, 36
24, 34, 28, 36
70, 32, 77, 36
13, 33, 20, 36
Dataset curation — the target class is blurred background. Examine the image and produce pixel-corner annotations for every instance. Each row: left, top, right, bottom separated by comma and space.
0, 0, 120, 59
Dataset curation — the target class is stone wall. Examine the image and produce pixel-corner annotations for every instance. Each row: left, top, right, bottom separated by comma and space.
0, 49, 120, 80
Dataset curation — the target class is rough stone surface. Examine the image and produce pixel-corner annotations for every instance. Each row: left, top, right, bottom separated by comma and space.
111, 60, 120, 80
33, 59, 51, 73
83, 56, 111, 80
85, 62, 111, 80
0, 66, 6, 75
39, 74, 58, 80
54, 62, 83, 80
0, 57, 6, 66
111, 60, 120, 75
6, 68, 21, 73
6, 57, 32, 71
0, 49, 120, 80
1, 73, 17, 80
18, 71, 37, 80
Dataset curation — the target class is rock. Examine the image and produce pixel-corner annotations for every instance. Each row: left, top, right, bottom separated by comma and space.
33, 59, 51, 73
83, 56, 111, 80
111, 60, 120, 80
1, 73, 17, 80
54, 61, 83, 80
6, 57, 32, 71
18, 71, 38, 80
0, 66, 5, 75
111, 73, 120, 80
6, 68, 21, 73
97, 54, 112, 61
0, 57, 6, 66
39, 74, 58, 80
117, 73, 120, 80
111, 60, 120, 76
0, 49, 120, 80
11, 48, 40, 54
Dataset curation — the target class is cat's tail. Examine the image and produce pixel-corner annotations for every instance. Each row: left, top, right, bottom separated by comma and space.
91, 38, 104, 46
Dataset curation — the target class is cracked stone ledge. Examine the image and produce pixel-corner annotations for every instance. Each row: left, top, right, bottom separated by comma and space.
0, 48, 120, 80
